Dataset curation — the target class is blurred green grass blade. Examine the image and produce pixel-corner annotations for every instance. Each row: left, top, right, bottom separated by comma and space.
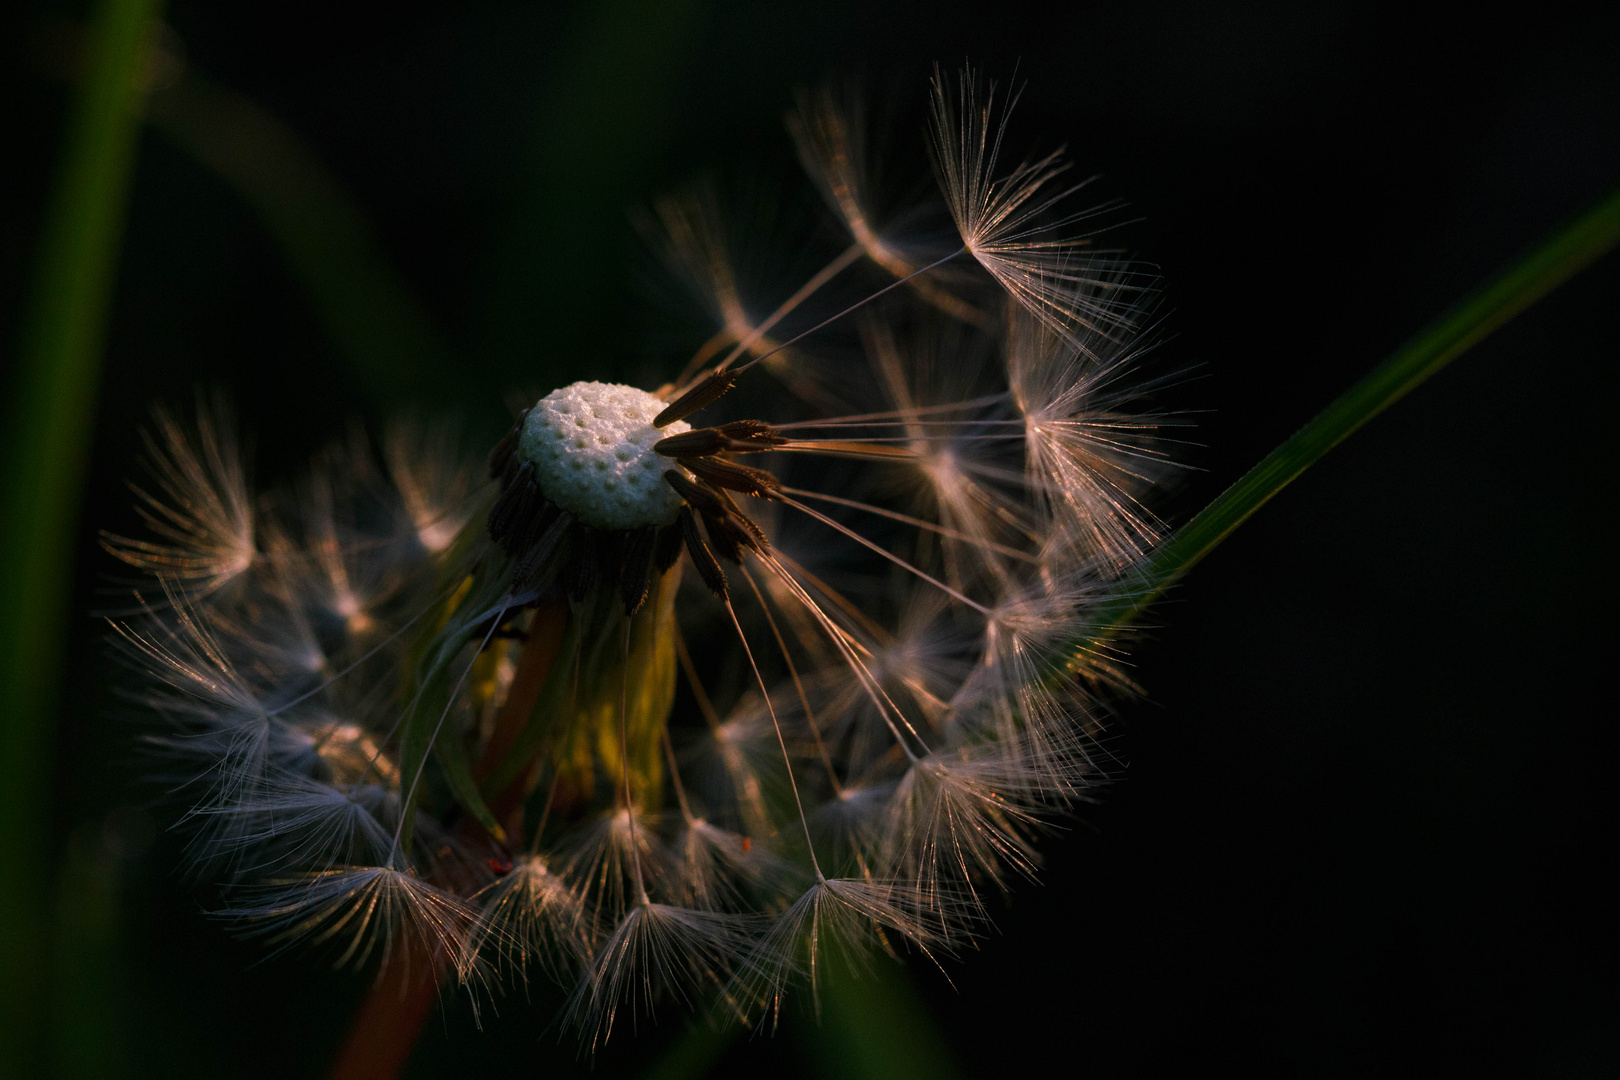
800, 964, 961, 1080
146, 71, 461, 412
621, 188, 1615, 1080
1076, 183, 1620, 650
635, 1022, 738, 1080
0, 0, 162, 1069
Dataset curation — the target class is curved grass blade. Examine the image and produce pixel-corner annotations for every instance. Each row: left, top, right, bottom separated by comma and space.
0, 0, 164, 1070
1065, 183, 1620, 665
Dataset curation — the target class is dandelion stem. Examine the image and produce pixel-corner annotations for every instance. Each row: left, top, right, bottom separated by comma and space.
779, 495, 992, 615
770, 393, 1010, 427
759, 555, 926, 761
528, 769, 561, 855
326, 941, 439, 1080
781, 486, 1039, 563
479, 598, 569, 828
1077, 183, 1620, 654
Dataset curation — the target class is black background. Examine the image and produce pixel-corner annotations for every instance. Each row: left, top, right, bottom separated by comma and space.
5, 1, 1617, 1076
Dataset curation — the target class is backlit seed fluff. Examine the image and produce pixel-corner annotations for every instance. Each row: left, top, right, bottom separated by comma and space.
106, 64, 1182, 1044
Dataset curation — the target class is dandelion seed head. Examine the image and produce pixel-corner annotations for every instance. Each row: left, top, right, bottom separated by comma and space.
108, 64, 1185, 1043
519, 381, 690, 530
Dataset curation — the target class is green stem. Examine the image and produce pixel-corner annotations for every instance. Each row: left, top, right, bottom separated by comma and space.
1078, 183, 1620, 649
0, 0, 163, 1070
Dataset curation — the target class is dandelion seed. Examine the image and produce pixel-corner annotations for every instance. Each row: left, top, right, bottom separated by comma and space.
462, 855, 591, 987
927, 63, 1154, 348
564, 901, 757, 1048
790, 84, 987, 325
735, 875, 965, 1027
101, 394, 255, 601
232, 865, 480, 981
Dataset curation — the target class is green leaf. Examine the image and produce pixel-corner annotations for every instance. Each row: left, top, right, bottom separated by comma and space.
0, 0, 163, 1070
395, 571, 517, 853
1065, 183, 1620, 662
433, 717, 506, 844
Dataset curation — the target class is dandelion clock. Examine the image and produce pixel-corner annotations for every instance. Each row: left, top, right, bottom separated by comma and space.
85, 42, 1620, 1079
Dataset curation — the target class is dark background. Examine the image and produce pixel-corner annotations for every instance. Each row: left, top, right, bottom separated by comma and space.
5, 1, 1617, 1076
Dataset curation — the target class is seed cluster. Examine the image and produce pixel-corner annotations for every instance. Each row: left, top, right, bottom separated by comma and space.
518, 382, 690, 530
105, 65, 1180, 1048
488, 386, 790, 611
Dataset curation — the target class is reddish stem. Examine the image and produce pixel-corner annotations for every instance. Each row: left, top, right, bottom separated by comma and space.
326, 941, 441, 1080
479, 597, 568, 830
476, 598, 567, 781
327, 600, 571, 1078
